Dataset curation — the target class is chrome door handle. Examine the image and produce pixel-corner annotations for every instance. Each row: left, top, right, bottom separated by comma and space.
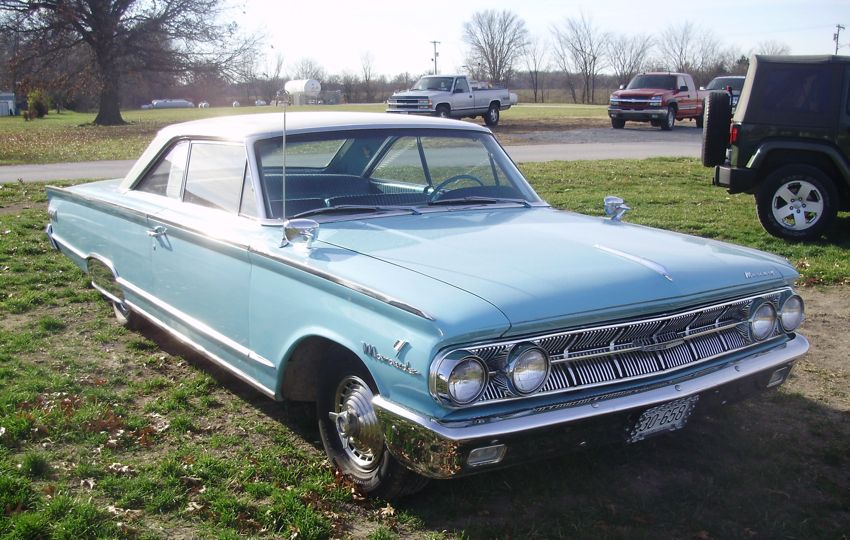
147, 226, 167, 238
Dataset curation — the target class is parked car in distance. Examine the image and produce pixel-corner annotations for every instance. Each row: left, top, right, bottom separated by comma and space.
46, 112, 809, 498
255, 99, 267, 106
386, 75, 511, 126
198, 101, 210, 108
703, 75, 745, 107
702, 55, 850, 241
608, 72, 709, 130
142, 98, 194, 109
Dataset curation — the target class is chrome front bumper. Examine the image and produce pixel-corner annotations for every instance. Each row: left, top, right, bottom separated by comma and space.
608, 107, 668, 121
373, 335, 809, 478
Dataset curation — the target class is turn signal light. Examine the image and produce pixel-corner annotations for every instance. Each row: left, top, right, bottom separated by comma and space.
729, 124, 740, 145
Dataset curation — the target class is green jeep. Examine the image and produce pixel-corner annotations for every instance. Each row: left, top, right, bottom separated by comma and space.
702, 55, 850, 241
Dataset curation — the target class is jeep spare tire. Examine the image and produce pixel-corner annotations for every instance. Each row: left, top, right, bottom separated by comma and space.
701, 92, 732, 167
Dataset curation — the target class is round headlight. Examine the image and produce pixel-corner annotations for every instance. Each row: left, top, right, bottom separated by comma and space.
779, 294, 804, 332
506, 344, 550, 395
447, 356, 487, 405
749, 301, 777, 341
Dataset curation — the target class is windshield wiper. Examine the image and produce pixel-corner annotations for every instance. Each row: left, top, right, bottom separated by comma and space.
290, 205, 421, 219
428, 196, 532, 208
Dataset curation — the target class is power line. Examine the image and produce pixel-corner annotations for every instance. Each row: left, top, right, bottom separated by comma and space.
835, 24, 845, 54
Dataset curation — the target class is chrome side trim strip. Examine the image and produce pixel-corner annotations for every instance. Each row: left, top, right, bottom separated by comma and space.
119, 279, 276, 369
250, 245, 435, 321
376, 334, 809, 442
48, 186, 434, 320
125, 299, 276, 398
48, 231, 87, 260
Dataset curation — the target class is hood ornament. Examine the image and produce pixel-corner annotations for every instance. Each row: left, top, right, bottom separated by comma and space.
604, 196, 630, 222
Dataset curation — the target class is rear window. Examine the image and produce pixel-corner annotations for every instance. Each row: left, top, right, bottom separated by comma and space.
747, 63, 839, 127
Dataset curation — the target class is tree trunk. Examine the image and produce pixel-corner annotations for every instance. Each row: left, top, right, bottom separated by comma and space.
93, 62, 125, 126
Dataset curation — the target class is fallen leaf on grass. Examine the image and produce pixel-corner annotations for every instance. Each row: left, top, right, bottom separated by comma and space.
107, 462, 137, 476
80, 478, 96, 490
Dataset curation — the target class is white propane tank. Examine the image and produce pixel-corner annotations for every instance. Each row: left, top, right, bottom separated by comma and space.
284, 79, 322, 97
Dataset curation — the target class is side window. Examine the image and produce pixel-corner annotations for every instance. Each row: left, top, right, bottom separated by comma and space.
677, 76, 686, 90
421, 137, 498, 186
371, 137, 427, 186
455, 78, 470, 93
183, 143, 247, 213
135, 141, 189, 198
240, 175, 258, 217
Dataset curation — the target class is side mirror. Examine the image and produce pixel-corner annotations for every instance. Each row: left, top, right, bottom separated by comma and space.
282, 218, 319, 251
678, 85, 688, 92
453, 88, 464, 94
604, 196, 630, 222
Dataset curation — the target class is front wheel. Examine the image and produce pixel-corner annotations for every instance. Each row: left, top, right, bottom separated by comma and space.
661, 106, 676, 130
484, 103, 500, 126
317, 355, 428, 498
435, 105, 450, 119
755, 164, 838, 241
611, 118, 625, 129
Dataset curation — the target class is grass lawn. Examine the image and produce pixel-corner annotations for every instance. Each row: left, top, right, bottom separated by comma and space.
0, 103, 608, 166
0, 160, 848, 538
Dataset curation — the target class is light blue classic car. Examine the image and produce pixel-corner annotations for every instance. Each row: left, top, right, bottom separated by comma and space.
45, 112, 808, 498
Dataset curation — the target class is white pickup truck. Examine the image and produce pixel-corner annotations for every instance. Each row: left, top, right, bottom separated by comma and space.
386, 75, 512, 126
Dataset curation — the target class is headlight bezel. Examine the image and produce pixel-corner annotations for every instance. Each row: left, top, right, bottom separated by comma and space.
749, 300, 778, 341
431, 350, 488, 406
779, 294, 805, 332
505, 343, 550, 396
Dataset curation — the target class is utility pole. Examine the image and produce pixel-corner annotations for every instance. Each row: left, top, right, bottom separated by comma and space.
835, 24, 845, 55
430, 40, 440, 74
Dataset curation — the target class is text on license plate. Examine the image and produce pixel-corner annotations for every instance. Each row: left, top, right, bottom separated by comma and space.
627, 395, 699, 443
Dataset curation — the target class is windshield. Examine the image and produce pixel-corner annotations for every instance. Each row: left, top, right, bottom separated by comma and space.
254, 129, 542, 219
411, 77, 455, 91
705, 77, 744, 91
627, 75, 676, 90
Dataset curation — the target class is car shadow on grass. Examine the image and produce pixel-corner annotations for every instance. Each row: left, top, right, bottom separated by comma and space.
133, 322, 850, 539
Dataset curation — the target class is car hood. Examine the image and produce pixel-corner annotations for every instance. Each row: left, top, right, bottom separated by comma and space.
613, 89, 667, 98
391, 89, 448, 99
318, 208, 797, 334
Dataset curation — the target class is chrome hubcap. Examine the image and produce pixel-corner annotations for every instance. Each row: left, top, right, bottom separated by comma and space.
771, 179, 824, 231
328, 375, 383, 472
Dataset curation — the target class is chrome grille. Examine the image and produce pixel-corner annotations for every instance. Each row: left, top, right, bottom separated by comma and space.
466, 289, 792, 405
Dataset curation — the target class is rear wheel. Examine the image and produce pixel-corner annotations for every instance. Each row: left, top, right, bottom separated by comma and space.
611, 118, 625, 129
661, 106, 676, 130
695, 112, 704, 128
755, 164, 838, 241
701, 92, 732, 166
484, 103, 500, 126
317, 353, 429, 498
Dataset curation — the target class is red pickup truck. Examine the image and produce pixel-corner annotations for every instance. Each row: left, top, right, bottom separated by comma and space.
608, 72, 709, 130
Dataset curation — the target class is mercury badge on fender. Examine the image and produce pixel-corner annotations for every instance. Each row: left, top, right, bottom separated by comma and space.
45, 112, 809, 498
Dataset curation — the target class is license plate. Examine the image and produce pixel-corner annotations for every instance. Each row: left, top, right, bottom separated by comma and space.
627, 395, 699, 443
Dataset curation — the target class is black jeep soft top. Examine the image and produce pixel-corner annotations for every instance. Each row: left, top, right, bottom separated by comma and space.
702, 55, 850, 241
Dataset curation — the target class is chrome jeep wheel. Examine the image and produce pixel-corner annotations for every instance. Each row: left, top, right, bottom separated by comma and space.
756, 164, 838, 241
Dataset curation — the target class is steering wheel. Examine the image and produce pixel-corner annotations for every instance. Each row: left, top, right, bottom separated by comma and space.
427, 174, 485, 201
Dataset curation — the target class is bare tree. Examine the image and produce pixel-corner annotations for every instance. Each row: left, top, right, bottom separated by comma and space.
754, 40, 791, 56
523, 37, 548, 103
291, 58, 326, 81
607, 34, 654, 87
361, 52, 374, 102
0, 0, 258, 125
657, 21, 721, 73
463, 9, 529, 85
552, 13, 609, 104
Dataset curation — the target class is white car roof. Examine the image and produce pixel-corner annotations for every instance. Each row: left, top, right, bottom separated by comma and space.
158, 111, 488, 140
121, 112, 490, 190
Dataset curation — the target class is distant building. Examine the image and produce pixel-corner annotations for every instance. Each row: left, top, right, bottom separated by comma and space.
0, 92, 16, 116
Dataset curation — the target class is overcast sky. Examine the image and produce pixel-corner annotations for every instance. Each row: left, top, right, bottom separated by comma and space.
233, 0, 847, 78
